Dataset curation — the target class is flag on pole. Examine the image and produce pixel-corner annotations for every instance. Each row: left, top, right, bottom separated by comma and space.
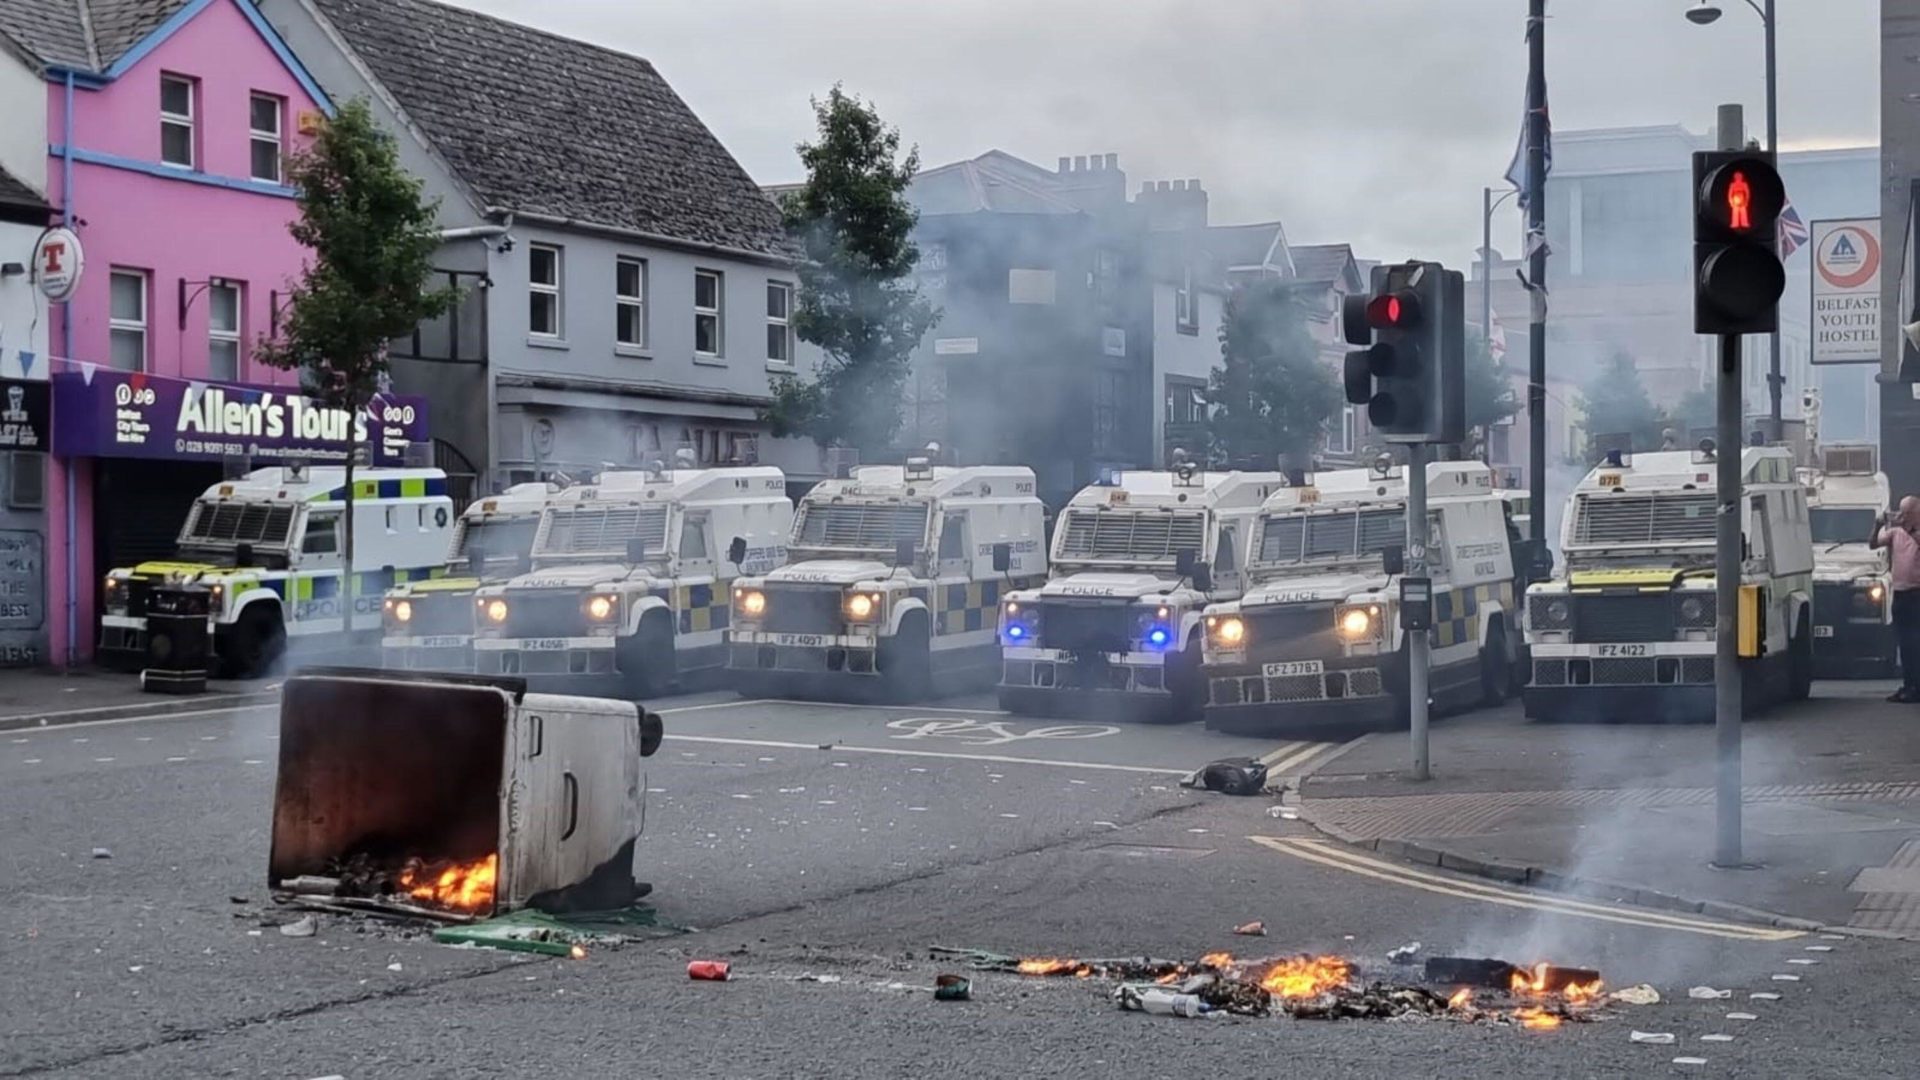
1777, 200, 1809, 260
1504, 13, 1551, 211
1487, 309, 1509, 363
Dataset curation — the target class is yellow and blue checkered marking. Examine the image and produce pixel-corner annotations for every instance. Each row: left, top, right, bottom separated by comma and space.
932, 578, 1035, 636
317, 477, 449, 501
1431, 581, 1515, 649
652, 583, 729, 635
263, 565, 447, 602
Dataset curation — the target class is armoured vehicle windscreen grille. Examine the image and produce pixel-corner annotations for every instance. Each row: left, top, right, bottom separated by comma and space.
1571, 594, 1674, 643
793, 503, 930, 550
180, 502, 296, 546
1056, 510, 1205, 562
762, 586, 845, 633
1036, 602, 1132, 654
454, 518, 540, 560
1811, 508, 1876, 544
1259, 510, 1404, 563
538, 505, 668, 557
1572, 493, 1715, 546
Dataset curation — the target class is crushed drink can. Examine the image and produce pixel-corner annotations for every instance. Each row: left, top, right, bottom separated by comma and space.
934, 974, 971, 1002
687, 960, 731, 981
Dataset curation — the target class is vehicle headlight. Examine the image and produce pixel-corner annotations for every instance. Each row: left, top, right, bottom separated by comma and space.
483, 599, 509, 624
1868, 583, 1887, 604
586, 595, 616, 621
736, 589, 767, 618
846, 592, 880, 621
1209, 616, 1246, 647
1336, 604, 1380, 640
1531, 596, 1571, 629
393, 599, 413, 624
1676, 595, 1711, 627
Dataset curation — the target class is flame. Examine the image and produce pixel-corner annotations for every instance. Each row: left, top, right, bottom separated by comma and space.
1258, 955, 1353, 999
1448, 988, 1473, 1010
1509, 962, 1603, 1003
1564, 979, 1603, 1004
569, 944, 587, 960
1155, 971, 1181, 985
1199, 952, 1234, 970
397, 853, 498, 912
1510, 962, 1550, 994
1515, 1007, 1561, 1030
1016, 958, 1088, 977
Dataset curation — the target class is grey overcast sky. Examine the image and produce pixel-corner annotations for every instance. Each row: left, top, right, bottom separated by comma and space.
447, 0, 1878, 265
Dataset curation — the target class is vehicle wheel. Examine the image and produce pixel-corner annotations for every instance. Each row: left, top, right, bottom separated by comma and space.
1788, 609, 1814, 702
880, 612, 932, 703
1162, 635, 1206, 724
618, 611, 677, 699
222, 604, 285, 679
1479, 621, 1511, 707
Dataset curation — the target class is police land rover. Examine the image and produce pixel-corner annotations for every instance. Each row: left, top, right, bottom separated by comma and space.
101, 467, 456, 676
995, 460, 1289, 720
472, 465, 791, 695
727, 454, 1047, 701
1799, 444, 1895, 677
381, 481, 560, 671
1201, 460, 1520, 732
1523, 445, 1815, 722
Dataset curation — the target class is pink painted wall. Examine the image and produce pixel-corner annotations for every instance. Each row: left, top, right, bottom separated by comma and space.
45, 0, 326, 664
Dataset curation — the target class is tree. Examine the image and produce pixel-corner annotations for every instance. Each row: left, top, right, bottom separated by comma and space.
1665, 385, 1717, 445
256, 98, 457, 635
765, 87, 939, 457
1464, 332, 1520, 442
1575, 353, 1664, 456
1207, 281, 1340, 470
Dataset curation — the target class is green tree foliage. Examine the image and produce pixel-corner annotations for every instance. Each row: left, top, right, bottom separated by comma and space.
1575, 353, 1665, 456
765, 87, 939, 456
1207, 281, 1339, 469
256, 98, 457, 629
1666, 385, 1717, 443
1464, 332, 1520, 434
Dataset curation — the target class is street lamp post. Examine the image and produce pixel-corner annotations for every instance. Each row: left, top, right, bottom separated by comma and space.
1482, 186, 1519, 358
1688, 0, 1781, 438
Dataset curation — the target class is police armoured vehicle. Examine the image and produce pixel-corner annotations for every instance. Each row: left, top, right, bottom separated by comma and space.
1201, 460, 1520, 732
1523, 445, 1815, 722
472, 464, 791, 695
1799, 444, 1895, 677
996, 460, 1288, 720
381, 481, 560, 671
728, 453, 1046, 700
101, 467, 456, 677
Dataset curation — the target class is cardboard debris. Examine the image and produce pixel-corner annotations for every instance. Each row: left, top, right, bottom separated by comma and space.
1687, 986, 1731, 1000
1609, 984, 1661, 1005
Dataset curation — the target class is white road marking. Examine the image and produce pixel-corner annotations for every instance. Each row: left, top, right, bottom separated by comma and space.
750, 699, 1013, 717
661, 733, 1190, 775
92, 757, 114, 763
22, 758, 40, 764
14, 704, 270, 732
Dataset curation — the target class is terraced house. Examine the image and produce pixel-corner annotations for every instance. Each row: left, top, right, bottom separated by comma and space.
259, 0, 826, 500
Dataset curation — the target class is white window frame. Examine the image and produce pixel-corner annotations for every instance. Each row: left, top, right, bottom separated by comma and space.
695, 268, 725, 359
529, 243, 563, 339
249, 93, 283, 183
615, 256, 648, 351
109, 270, 149, 372
1174, 266, 1197, 332
766, 280, 794, 366
160, 74, 195, 169
208, 281, 241, 381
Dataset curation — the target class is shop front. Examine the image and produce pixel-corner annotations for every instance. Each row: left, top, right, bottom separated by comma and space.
50, 369, 427, 665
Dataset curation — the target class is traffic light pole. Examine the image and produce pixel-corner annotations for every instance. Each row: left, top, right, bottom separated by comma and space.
1407, 441, 1430, 781
1713, 104, 1745, 869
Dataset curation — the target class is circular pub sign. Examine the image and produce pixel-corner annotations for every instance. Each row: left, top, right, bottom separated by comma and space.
32, 226, 84, 303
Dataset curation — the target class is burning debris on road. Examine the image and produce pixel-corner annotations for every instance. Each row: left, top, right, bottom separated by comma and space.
937, 946, 1608, 1028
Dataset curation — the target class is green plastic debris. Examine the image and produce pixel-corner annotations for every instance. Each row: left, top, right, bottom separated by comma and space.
433, 905, 683, 956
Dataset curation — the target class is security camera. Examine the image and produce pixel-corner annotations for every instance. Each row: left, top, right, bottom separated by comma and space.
496, 235, 516, 254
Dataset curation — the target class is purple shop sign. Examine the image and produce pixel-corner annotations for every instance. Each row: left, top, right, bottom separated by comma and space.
52, 370, 429, 466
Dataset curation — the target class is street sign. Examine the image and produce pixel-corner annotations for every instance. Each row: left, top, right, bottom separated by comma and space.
1810, 218, 1881, 365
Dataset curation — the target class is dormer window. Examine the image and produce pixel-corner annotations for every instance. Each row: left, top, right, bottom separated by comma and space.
160, 74, 196, 168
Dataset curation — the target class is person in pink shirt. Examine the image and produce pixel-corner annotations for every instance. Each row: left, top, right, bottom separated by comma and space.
1871, 496, 1920, 701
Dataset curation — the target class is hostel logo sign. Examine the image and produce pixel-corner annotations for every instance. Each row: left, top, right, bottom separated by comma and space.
1810, 218, 1882, 365
53, 370, 428, 464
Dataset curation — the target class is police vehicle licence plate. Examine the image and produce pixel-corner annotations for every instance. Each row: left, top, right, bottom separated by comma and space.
1263, 660, 1324, 678
1814, 625, 1834, 638
774, 633, 829, 648
523, 638, 569, 651
420, 636, 466, 648
1595, 645, 1649, 657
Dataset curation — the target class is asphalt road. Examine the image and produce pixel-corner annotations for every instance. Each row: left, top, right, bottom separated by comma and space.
3, 687, 1918, 1078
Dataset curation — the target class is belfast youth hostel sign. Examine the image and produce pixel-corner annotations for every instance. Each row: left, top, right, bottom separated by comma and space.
52, 370, 428, 465
1811, 218, 1880, 365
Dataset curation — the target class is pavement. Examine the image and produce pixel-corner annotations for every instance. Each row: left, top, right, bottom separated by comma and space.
0, 667, 279, 731
1298, 679, 1920, 935
3, 669, 1919, 1077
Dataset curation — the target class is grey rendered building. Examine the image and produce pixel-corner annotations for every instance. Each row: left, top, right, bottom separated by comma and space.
259, 0, 822, 502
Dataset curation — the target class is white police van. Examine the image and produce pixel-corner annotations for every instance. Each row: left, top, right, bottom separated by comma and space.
1800, 444, 1897, 678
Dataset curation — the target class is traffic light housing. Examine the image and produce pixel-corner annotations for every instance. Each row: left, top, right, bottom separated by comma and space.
1342, 261, 1465, 444
1692, 150, 1787, 335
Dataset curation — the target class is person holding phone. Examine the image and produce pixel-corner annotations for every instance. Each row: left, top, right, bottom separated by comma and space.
1871, 496, 1920, 702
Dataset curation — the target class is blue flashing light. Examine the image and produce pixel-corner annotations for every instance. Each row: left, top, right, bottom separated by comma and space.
1146, 626, 1171, 649
1006, 625, 1026, 640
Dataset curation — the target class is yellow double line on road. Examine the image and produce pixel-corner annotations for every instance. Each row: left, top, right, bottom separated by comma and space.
1258, 740, 1341, 776
1248, 836, 1803, 942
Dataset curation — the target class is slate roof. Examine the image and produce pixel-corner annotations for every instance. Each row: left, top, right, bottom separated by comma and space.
909, 151, 1086, 217
0, 0, 191, 72
0, 163, 51, 212
309, 0, 790, 258
1289, 243, 1357, 286
1207, 222, 1289, 271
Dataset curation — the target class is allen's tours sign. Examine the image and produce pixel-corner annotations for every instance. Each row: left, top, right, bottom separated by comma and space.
52, 370, 428, 465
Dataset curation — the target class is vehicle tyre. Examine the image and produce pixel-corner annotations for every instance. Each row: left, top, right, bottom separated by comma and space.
880, 612, 933, 703
1479, 620, 1511, 707
1788, 609, 1814, 702
222, 603, 285, 679
1162, 635, 1206, 724
619, 610, 678, 699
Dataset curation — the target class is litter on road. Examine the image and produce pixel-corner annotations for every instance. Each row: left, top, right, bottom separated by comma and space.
1701, 1034, 1735, 1043
1234, 921, 1268, 937
933, 974, 972, 1002
1687, 986, 1732, 999
1387, 941, 1422, 965
279, 915, 317, 938
1630, 1031, 1676, 1044
90, 847, 112, 860
1726, 1012, 1759, 1021
1672, 1057, 1709, 1066
1609, 985, 1661, 1006
1749, 993, 1781, 1001
1195, 757, 1268, 796
688, 960, 732, 981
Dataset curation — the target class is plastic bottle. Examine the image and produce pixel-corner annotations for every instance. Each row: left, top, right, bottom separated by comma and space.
1133, 988, 1209, 1017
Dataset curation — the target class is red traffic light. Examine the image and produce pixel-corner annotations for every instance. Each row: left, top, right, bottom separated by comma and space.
1365, 290, 1420, 328
1699, 156, 1784, 237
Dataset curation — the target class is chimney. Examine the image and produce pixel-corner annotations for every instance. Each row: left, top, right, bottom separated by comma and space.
1058, 156, 1071, 173
1104, 153, 1118, 170
1138, 177, 1209, 231
1074, 155, 1089, 171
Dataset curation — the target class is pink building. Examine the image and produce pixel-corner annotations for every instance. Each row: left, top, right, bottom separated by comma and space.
2, 0, 331, 664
